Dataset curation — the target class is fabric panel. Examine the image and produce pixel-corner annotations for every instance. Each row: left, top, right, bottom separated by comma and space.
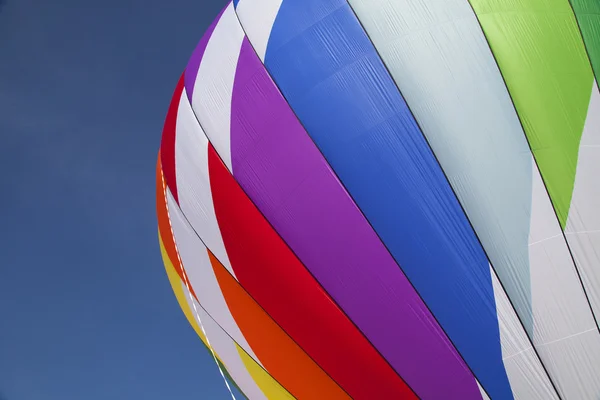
345, 0, 598, 397
172, 88, 234, 276
188, 8, 482, 398
209, 251, 350, 400
186, 2, 244, 170
569, 0, 600, 82
237, 0, 510, 397
207, 143, 416, 399
468, 0, 594, 228
159, 217, 268, 400
166, 188, 258, 362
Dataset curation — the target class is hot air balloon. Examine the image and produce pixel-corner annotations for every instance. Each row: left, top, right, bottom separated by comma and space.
156, 0, 600, 398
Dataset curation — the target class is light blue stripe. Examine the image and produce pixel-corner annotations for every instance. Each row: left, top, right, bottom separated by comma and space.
345, 0, 535, 337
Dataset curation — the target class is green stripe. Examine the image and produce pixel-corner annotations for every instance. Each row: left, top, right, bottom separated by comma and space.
469, 0, 595, 228
570, 0, 600, 83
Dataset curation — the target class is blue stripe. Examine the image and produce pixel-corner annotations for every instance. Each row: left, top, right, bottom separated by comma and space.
262, 0, 513, 398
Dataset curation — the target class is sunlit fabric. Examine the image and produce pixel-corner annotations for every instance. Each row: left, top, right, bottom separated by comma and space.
157, 1, 600, 398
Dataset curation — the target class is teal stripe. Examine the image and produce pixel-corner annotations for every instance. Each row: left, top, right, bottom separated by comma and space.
570, 0, 600, 85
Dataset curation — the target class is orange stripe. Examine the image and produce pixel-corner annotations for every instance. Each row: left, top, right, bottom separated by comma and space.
208, 250, 350, 400
156, 153, 198, 301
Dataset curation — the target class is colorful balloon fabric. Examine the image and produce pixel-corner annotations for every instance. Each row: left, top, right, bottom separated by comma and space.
156, 0, 600, 398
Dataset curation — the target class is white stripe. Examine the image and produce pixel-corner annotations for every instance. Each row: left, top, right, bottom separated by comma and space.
346, 0, 600, 397
477, 382, 491, 400
565, 83, 600, 316
235, 0, 283, 61
167, 188, 260, 364
161, 172, 236, 400
189, 2, 244, 171
490, 268, 558, 400
181, 286, 268, 400
174, 89, 235, 276
528, 157, 600, 398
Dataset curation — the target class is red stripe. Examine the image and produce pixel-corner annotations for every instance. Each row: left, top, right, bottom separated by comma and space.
207, 144, 415, 400
160, 74, 185, 203
208, 249, 350, 400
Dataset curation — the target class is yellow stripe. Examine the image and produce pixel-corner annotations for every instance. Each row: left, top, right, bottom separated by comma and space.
236, 346, 295, 400
159, 230, 295, 399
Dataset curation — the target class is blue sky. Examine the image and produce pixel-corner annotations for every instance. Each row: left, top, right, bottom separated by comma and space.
0, 0, 246, 398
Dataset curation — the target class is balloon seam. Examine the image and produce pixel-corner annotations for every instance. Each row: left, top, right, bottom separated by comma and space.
160, 163, 238, 400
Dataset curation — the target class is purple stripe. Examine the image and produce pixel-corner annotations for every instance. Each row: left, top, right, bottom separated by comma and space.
229, 38, 481, 399
184, 2, 230, 99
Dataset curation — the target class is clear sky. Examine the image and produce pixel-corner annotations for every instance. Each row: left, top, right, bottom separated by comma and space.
0, 0, 246, 398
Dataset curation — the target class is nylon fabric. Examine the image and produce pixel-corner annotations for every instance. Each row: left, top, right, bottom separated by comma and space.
166, 188, 259, 363
468, 0, 594, 228
217, 359, 250, 400
467, 2, 600, 396
184, 3, 228, 100
173, 87, 234, 276
158, 189, 269, 400
170, 71, 417, 398
233, 0, 283, 61
565, 85, 600, 315
209, 251, 349, 400
207, 143, 417, 399
168, 178, 348, 399
569, 0, 600, 83
527, 157, 600, 398
229, 36, 478, 399
187, 8, 482, 397
346, 0, 537, 335
156, 155, 196, 299
344, 0, 600, 398
157, 0, 600, 397
186, 2, 244, 171
160, 162, 297, 399
235, 347, 295, 400
236, 0, 510, 397
181, 289, 269, 400
159, 75, 184, 204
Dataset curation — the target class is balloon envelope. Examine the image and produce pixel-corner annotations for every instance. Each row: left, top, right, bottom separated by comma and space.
157, 0, 600, 398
